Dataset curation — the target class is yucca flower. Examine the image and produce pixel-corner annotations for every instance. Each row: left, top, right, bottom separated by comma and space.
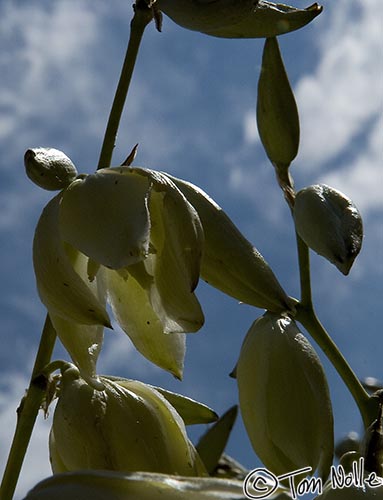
27, 148, 294, 388
32, 164, 204, 386
49, 365, 207, 476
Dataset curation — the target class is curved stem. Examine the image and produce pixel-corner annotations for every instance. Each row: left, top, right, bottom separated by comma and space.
294, 232, 376, 428
97, 5, 153, 170
296, 304, 375, 429
293, 220, 376, 428
0, 316, 56, 500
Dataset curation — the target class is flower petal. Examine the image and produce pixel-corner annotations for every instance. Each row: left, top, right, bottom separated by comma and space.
105, 268, 186, 379
33, 194, 110, 326
106, 377, 218, 425
50, 313, 104, 390
167, 175, 295, 313
49, 250, 106, 390
59, 169, 151, 269
148, 188, 204, 333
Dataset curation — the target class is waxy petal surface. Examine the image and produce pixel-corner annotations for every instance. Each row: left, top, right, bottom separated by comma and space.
149, 188, 204, 333
105, 268, 186, 379
33, 194, 110, 326
60, 169, 151, 269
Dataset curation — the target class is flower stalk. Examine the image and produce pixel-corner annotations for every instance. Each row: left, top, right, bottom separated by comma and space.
0, 316, 57, 500
97, 3, 153, 170
294, 238, 375, 429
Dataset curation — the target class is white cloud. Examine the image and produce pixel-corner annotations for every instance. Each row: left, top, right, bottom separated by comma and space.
318, 113, 383, 213
243, 109, 258, 144
0, 1, 115, 155
296, 0, 382, 169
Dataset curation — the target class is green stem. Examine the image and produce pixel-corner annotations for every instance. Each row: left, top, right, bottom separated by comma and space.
97, 5, 153, 170
295, 232, 313, 308
296, 304, 375, 428
294, 236, 376, 428
0, 316, 57, 500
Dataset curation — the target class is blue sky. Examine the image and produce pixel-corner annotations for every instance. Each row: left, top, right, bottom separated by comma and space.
0, 0, 382, 498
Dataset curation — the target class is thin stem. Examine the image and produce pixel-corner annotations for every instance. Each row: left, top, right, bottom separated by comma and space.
0, 316, 57, 500
97, 5, 153, 170
294, 229, 377, 428
295, 233, 313, 308
296, 303, 376, 429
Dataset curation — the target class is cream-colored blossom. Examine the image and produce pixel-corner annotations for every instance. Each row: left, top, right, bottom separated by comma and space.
33, 166, 204, 383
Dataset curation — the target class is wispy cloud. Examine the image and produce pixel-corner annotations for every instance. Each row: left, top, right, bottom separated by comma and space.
296, 0, 382, 170
0, 1, 102, 150
319, 113, 383, 213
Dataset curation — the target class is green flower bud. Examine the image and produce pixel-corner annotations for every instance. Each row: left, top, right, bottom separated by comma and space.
50, 365, 205, 476
24, 148, 78, 191
236, 312, 334, 479
158, 0, 322, 38
293, 184, 363, 275
257, 37, 299, 168
25, 470, 251, 500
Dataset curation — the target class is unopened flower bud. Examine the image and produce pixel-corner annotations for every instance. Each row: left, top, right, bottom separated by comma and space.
158, 0, 322, 38
294, 184, 363, 275
257, 37, 299, 168
24, 148, 78, 191
236, 312, 334, 479
50, 365, 205, 476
